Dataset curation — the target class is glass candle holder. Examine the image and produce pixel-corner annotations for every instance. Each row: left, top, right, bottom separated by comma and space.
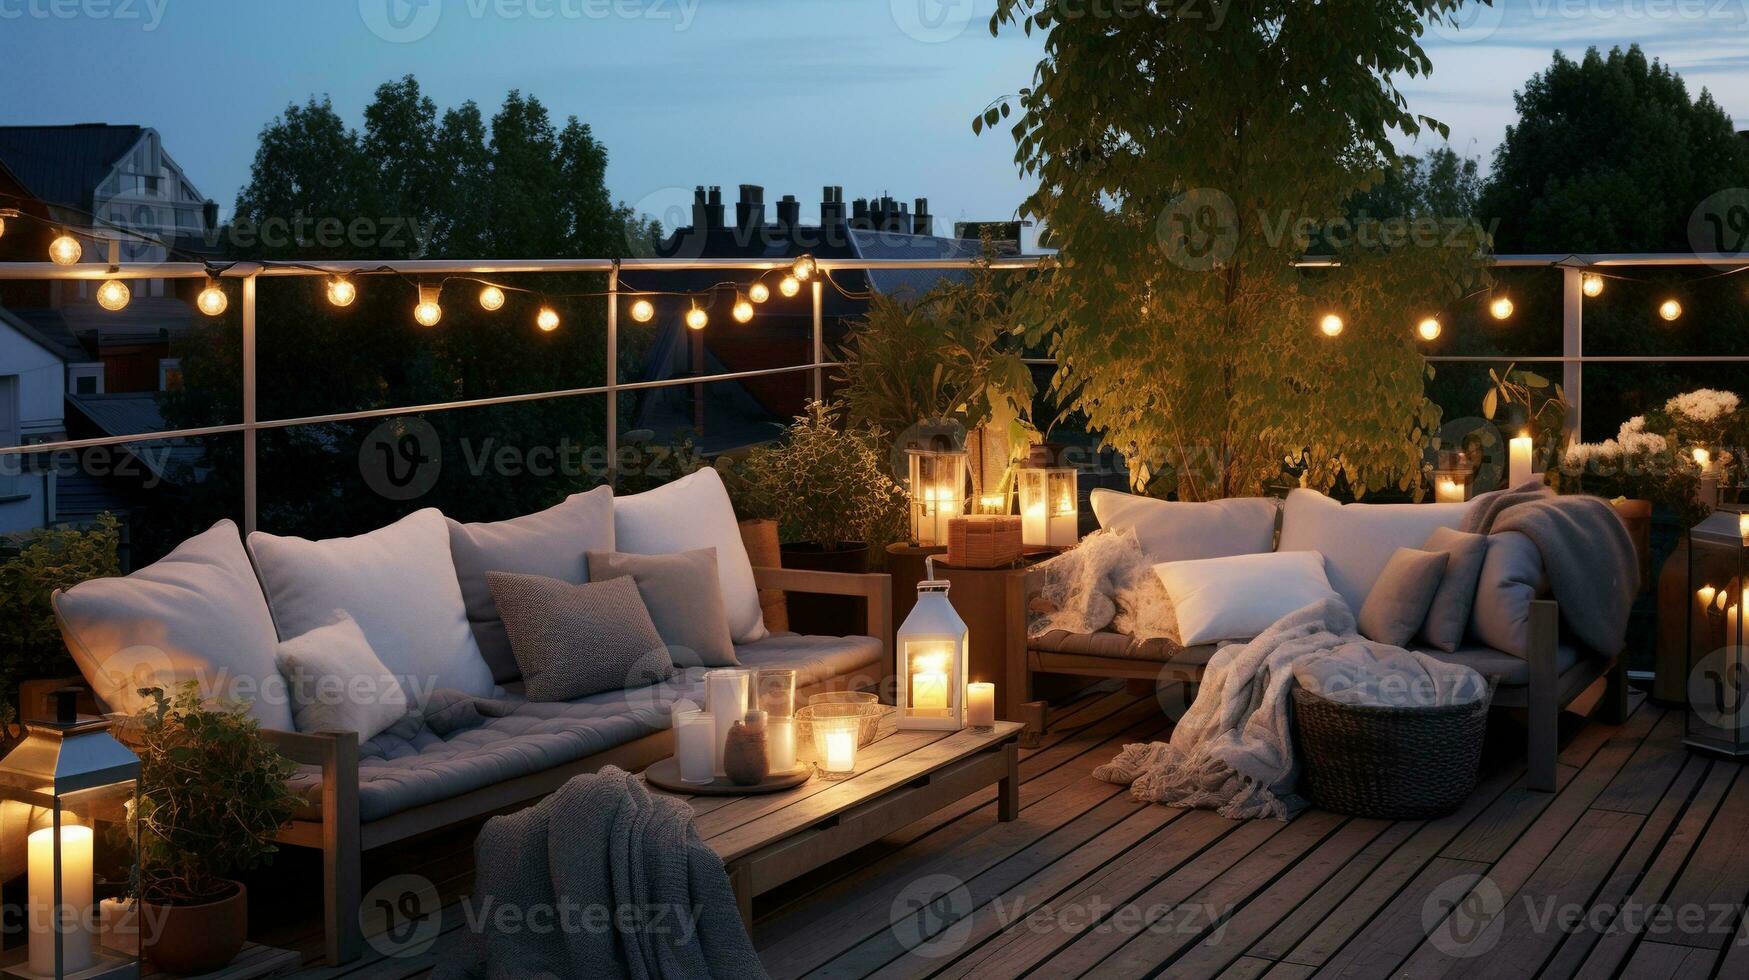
704, 669, 750, 777
675, 710, 717, 784
810, 704, 863, 780
756, 668, 797, 719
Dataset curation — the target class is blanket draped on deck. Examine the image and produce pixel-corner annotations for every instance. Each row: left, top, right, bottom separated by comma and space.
440, 767, 766, 980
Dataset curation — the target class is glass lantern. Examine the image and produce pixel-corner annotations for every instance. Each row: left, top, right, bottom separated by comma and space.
895, 560, 969, 730
1018, 459, 1078, 549
1432, 450, 1472, 504
0, 689, 141, 980
1686, 507, 1749, 757
907, 444, 968, 548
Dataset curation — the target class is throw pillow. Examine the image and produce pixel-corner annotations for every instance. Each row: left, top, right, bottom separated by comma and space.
1276, 489, 1469, 613
52, 519, 294, 730
1470, 531, 1547, 658
487, 572, 674, 701
276, 614, 411, 741
1357, 548, 1449, 647
587, 549, 740, 667
1418, 527, 1491, 652
248, 508, 496, 702
1090, 490, 1280, 563
447, 486, 615, 684
613, 468, 768, 644
1153, 551, 1341, 646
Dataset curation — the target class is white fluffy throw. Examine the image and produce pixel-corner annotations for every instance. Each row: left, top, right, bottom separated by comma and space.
1026, 528, 1178, 643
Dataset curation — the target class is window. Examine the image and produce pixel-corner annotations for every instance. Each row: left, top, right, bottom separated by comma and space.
0, 376, 19, 496
74, 375, 97, 395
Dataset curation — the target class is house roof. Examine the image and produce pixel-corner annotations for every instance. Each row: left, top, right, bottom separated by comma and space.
0, 304, 80, 362
0, 124, 145, 212
64, 391, 202, 483
848, 229, 981, 298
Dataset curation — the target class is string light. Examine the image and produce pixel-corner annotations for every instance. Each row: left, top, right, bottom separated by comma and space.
479, 285, 506, 312
96, 278, 131, 312
326, 277, 357, 308
749, 281, 770, 304
792, 254, 817, 282
779, 276, 801, 298
1582, 273, 1604, 298
1417, 317, 1441, 341
630, 298, 655, 323
49, 234, 82, 266
414, 284, 443, 327
197, 278, 228, 316
1490, 296, 1515, 321
536, 306, 560, 332
733, 292, 755, 324
1319, 313, 1344, 338
1660, 299, 1683, 322
686, 302, 709, 331
0, 211, 9, 240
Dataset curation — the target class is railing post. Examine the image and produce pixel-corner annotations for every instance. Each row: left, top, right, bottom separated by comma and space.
242, 273, 258, 534
606, 260, 619, 485
1561, 265, 1583, 441
811, 279, 824, 402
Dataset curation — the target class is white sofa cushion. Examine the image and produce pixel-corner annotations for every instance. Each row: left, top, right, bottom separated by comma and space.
1090, 489, 1279, 563
1154, 551, 1340, 645
614, 468, 768, 644
249, 508, 496, 702
277, 614, 412, 741
53, 519, 294, 730
1277, 489, 1469, 613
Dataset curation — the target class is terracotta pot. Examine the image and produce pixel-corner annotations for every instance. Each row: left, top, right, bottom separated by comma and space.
142, 881, 248, 976
781, 543, 871, 637
739, 518, 789, 633
1611, 498, 1653, 592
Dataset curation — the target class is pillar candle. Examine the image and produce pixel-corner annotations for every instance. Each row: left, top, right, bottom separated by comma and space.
967, 683, 996, 728
767, 718, 797, 772
676, 711, 716, 784
823, 728, 856, 773
1508, 435, 1533, 488
912, 668, 949, 710
1434, 478, 1465, 504
28, 823, 95, 976
705, 670, 749, 777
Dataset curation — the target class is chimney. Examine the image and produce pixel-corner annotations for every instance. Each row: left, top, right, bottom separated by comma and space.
203, 198, 220, 232
851, 197, 871, 229
706, 186, 725, 228
820, 186, 845, 228
736, 184, 766, 234
691, 186, 708, 230
776, 194, 801, 228
913, 198, 931, 236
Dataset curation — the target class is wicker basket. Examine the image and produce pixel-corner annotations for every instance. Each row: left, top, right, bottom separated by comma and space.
947, 516, 1024, 568
1292, 685, 1490, 820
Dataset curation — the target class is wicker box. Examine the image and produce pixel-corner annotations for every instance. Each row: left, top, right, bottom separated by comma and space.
947, 516, 1024, 568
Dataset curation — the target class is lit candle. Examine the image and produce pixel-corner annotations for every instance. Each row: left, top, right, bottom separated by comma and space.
1509, 434, 1533, 488
1694, 447, 1713, 473
823, 728, 856, 774
1700, 585, 1718, 610
676, 711, 717, 784
1434, 478, 1465, 504
29, 823, 95, 975
1022, 500, 1048, 546
911, 653, 950, 711
1738, 513, 1749, 542
967, 682, 996, 728
767, 717, 797, 772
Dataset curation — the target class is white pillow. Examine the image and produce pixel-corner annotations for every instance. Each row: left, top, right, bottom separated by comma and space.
1154, 551, 1340, 646
1090, 490, 1279, 563
614, 468, 768, 644
1276, 489, 1469, 613
53, 520, 293, 731
248, 508, 495, 702
276, 614, 410, 741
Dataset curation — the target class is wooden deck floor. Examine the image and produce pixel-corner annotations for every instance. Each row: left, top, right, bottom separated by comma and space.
272, 683, 1749, 979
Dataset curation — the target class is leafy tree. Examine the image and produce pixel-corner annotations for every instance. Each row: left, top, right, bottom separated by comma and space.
985, 1, 1487, 500
1479, 45, 1749, 252
1348, 147, 1485, 225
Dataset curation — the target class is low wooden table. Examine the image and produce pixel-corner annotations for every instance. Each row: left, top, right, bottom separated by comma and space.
648, 721, 1024, 924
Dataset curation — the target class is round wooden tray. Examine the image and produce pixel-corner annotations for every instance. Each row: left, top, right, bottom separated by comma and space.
644, 756, 813, 795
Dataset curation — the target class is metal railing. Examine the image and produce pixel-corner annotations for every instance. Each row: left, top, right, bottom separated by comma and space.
2, 252, 1745, 532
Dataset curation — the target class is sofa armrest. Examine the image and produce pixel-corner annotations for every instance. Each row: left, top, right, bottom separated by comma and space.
752, 566, 893, 657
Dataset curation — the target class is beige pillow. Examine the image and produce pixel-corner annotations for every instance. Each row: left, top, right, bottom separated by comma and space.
1418, 527, 1491, 652
1357, 548, 1449, 647
587, 549, 739, 667
488, 573, 672, 702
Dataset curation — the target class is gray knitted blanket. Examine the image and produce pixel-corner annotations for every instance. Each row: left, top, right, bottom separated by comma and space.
440, 767, 767, 980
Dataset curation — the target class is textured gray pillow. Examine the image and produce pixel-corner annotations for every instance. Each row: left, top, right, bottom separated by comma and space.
447, 487, 615, 685
487, 572, 673, 702
587, 549, 739, 667
1357, 548, 1449, 647
1418, 526, 1491, 652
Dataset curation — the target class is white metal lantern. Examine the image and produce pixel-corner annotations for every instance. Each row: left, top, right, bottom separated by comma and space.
0, 689, 141, 980
1018, 459, 1078, 549
907, 444, 968, 548
895, 560, 969, 730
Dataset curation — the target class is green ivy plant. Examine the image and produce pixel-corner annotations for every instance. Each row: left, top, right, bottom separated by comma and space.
0, 514, 122, 700
130, 683, 299, 906
742, 401, 909, 551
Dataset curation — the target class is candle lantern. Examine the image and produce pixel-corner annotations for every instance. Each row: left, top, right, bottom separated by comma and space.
907, 442, 969, 548
809, 705, 863, 780
895, 559, 969, 730
0, 689, 140, 980
1686, 506, 1749, 757
1432, 449, 1472, 504
1017, 450, 1078, 549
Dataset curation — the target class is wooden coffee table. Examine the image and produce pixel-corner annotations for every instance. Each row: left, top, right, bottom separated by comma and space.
648, 721, 1024, 923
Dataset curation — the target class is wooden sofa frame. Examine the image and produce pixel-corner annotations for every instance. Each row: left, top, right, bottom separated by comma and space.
1023, 599, 1629, 795
29, 566, 891, 966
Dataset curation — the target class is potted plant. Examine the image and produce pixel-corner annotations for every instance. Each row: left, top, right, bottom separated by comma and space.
1550, 417, 1703, 585
129, 683, 298, 975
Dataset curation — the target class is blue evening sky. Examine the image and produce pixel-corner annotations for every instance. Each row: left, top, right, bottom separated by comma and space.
1, 0, 1745, 234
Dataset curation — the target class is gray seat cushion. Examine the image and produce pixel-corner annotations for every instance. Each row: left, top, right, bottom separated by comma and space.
1417, 642, 1582, 687
733, 632, 884, 689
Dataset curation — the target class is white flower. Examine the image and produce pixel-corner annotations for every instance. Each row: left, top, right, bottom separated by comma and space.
1619, 430, 1667, 457
1665, 389, 1740, 423
1618, 415, 1647, 437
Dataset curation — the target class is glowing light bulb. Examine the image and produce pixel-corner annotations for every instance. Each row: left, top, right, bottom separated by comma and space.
49, 234, 82, 266
479, 285, 506, 312
792, 254, 817, 281
413, 284, 443, 326
630, 298, 655, 323
1660, 299, 1683, 322
327, 278, 357, 308
536, 307, 560, 332
749, 281, 771, 304
0, 215, 6, 239
1319, 314, 1344, 338
196, 280, 228, 317
96, 279, 131, 312
1490, 296, 1515, 321
733, 294, 754, 324
779, 276, 801, 298
686, 304, 709, 331
1582, 273, 1604, 298
1416, 317, 1441, 341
